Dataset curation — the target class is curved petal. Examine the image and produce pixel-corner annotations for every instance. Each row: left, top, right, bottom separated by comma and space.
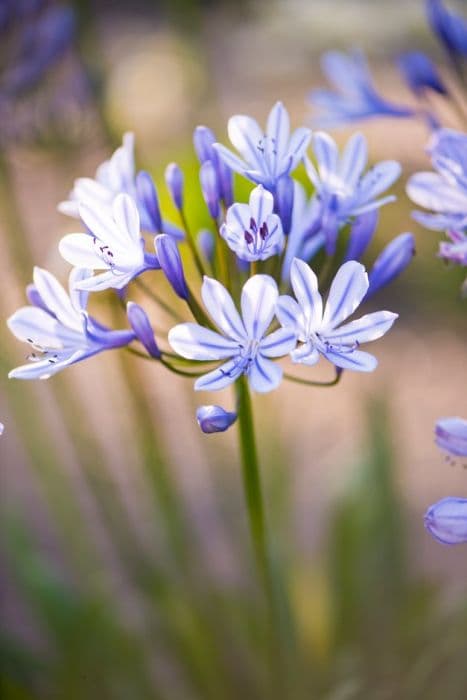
241, 274, 278, 340
276, 294, 303, 331
290, 258, 323, 328
59, 233, 105, 270
356, 161, 401, 203
8, 350, 87, 380
201, 277, 245, 341
227, 115, 264, 168
266, 101, 290, 161
291, 343, 320, 366
7, 306, 77, 348
338, 132, 367, 187
260, 327, 297, 358
326, 310, 398, 344
312, 131, 339, 181
168, 323, 238, 360
226, 202, 252, 234
407, 172, 467, 213
322, 261, 368, 329
194, 359, 244, 391
248, 354, 283, 393
285, 127, 312, 172
69, 268, 93, 313
212, 143, 248, 175
322, 348, 377, 372
33, 267, 82, 330
249, 185, 274, 223
73, 268, 138, 292
113, 193, 140, 244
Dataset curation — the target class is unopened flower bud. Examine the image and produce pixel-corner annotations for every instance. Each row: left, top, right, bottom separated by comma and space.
136, 170, 162, 232
165, 162, 184, 211
367, 232, 415, 297
200, 160, 220, 220
435, 417, 467, 457
344, 210, 378, 262
127, 302, 161, 358
155, 234, 189, 300
425, 497, 467, 545
196, 405, 237, 434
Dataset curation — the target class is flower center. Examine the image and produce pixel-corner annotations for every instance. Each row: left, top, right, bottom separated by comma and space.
244, 216, 269, 254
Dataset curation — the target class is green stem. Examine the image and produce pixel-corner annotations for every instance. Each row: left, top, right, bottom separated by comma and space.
180, 209, 206, 279
284, 367, 342, 387
135, 279, 185, 322
235, 375, 286, 695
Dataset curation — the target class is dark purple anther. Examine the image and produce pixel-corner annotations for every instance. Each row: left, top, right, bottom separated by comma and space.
249, 217, 257, 233
244, 230, 254, 245
259, 222, 268, 240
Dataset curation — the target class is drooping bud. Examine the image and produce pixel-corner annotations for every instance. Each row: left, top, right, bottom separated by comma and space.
199, 160, 220, 220
155, 233, 189, 300
126, 302, 161, 358
193, 125, 233, 206
397, 50, 447, 96
197, 229, 215, 263
344, 210, 379, 262
367, 232, 415, 297
424, 497, 467, 545
196, 405, 237, 434
435, 417, 467, 457
136, 170, 162, 232
165, 162, 184, 211
275, 175, 294, 235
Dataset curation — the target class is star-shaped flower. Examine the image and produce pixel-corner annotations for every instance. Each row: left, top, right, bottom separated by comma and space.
220, 185, 285, 262
59, 193, 160, 291
168, 275, 297, 392
213, 101, 311, 191
277, 258, 397, 372
7, 267, 136, 380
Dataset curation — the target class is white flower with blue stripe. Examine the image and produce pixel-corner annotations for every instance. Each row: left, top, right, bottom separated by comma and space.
59, 193, 160, 292
213, 101, 311, 191
7, 267, 136, 380
220, 185, 285, 262
168, 275, 297, 392
277, 259, 397, 372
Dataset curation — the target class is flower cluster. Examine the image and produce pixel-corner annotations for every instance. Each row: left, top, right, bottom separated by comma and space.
7, 102, 411, 431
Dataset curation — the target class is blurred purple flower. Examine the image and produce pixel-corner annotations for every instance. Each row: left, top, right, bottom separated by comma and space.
397, 50, 447, 97
438, 229, 467, 265
426, 0, 467, 59
309, 50, 414, 127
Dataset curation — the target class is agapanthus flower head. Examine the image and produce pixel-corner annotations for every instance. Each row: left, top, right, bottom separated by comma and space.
435, 417, 467, 457
407, 128, 467, 232
213, 101, 311, 191
196, 405, 238, 434
7, 267, 136, 380
168, 275, 297, 392
424, 497, 467, 545
59, 193, 160, 292
305, 131, 401, 254
397, 50, 447, 97
438, 229, 467, 265
220, 185, 285, 262
58, 133, 182, 236
308, 50, 414, 128
426, 0, 467, 59
277, 259, 397, 372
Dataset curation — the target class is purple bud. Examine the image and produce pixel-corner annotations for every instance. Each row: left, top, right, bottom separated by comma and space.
26, 283, 49, 312
126, 302, 161, 358
155, 234, 189, 300
398, 51, 447, 96
197, 229, 215, 262
193, 126, 216, 163
424, 497, 467, 545
136, 171, 162, 232
196, 405, 237, 434
344, 210, 379, 262
435, 417, 467, 457
165, 162, 184, 211
367, 232, 415, 297
275, 175, 294, 235
199, 160, 220, 220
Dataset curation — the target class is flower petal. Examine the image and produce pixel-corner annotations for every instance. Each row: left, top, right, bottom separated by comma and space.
407, 172, 467, 213
33, 267, 82, 330
322, 348, 377, 372
227, 115, 264, 168
113, 193, 140, 244
356, 161, 401, 203
290, 258, 323, 328
322, 261, 368, 329
276, 294, 303, 331
73, 269, 138, 292
194, 359, 244, 391
249, 185, 274, 223
59, 233, 104, 270
168, 323, 238, 360
212, 143, 248, 175
260, 327, 297, 358
284, 127, 312, 172
338, 132, 367, 188
201, 277, 245, 341
241, 274, 278, 340
248, 354, 283, 393
312, 132, 339, 181
7, 306, 77, 348
266, 101, 290, 161
326, 310, 398, 344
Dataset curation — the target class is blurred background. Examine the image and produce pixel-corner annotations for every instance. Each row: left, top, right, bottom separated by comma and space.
1, 1, 467, 698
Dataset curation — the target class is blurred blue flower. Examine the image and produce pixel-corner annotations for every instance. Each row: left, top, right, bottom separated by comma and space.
59, 133, 183, 237
196, 405, 237, 434
407, 128, 467, 231
169, 275, 297, 392
308, 50, 414, 127
397, 50, 447, 97
7, 267, 136, 380
277, 259, 397, 372
435, 417, 467, 456
426, 0, 467, 59
438, 229, 467, 265
305, 131, 401, 254
424, 497, 467, 545
220, 185, 284, 262
214, 101, 311, 191
59, 193, 160, 292
367, 232, 416, 297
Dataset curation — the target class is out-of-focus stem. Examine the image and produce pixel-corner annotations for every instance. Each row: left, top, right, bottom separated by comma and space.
180, 208, 206, 279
